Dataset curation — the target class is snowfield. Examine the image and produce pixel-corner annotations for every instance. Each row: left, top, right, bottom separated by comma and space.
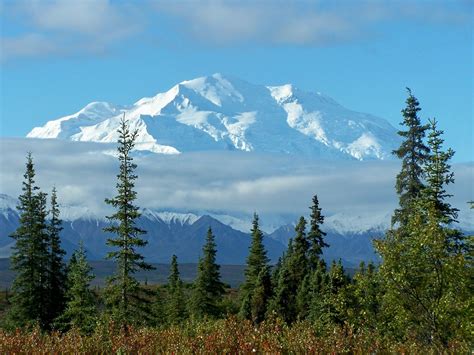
28, 74, 400, 160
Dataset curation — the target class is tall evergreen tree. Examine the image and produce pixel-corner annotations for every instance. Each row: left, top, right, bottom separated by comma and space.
422, 119, 464, 252
307, 195, 328, 270
295, 273, 311, 320
103, 116, 153, 325
352, 261, 381, 330
375, 200, 471, 347
249, 266, 272, 324
288, 217, 310, 286
57, 241, 96, 333
422, 118, 458, 224
271, 217, 310, 323
392, 88, 430, 226
270, 255, 283, 290
268, 257, 295, 323
239, 213, 271, 322
308, 260, 329, 327
46, 187, 67, 328
325, 260, 351, 326
7, 153, 50, 329
151, 287, 166, 327
165, 255, 187, 324
190, 227, 225, 319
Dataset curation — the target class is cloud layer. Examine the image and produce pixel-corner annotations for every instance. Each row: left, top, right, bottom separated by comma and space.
1, 0, 471, 61
1, 138, 472, 228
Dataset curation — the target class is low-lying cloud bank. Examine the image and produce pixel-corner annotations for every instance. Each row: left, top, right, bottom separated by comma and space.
1, 138, 472, 229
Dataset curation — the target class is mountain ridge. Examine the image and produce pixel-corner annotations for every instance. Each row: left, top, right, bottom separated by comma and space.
0, 193, 379, 265
27, 73, 400, 160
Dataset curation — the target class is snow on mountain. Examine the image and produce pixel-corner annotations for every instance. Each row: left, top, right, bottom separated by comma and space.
324, 211, 392, 235
28, 102, 126, 139
27, 74, 400, 160
142, 209, 200, 226
0, 193, 17, 212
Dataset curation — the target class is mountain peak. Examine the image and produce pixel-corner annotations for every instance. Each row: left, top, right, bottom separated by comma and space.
26, 74, 400, 160
267, 84, 294, 103
178, 73, 245, 107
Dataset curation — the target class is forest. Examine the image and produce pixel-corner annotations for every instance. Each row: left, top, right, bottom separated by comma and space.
0, 90, 471, 353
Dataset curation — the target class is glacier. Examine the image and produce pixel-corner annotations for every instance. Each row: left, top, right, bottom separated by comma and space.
27, 73, 400, 160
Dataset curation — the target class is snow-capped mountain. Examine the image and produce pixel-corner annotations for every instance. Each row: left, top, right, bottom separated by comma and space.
2, 193, 472, 265
28, 74, 400, 160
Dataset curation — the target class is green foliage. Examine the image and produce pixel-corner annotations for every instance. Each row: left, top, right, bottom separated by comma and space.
307, 195, 328, 270
239, 213, 271, 323
7, 153, 50, 329
190, 227, 225, 319
268, 256, 295, 323
103, 116, 154, 326
351, 262, 381, 330
249, 266, 272, 324
422, 118, 465, 252
422, 119, 457, 222
289, 217, 310, 284
325, 260, 352, 326
151, 287, 167, 327
57, 242, 97, 334
375, 200, 471, 348
270, 217, 311, 323
295, 274, 311, 320
392, 88, 429, 226
165, 255, 187, 324
308, 260, 329, 328
46, 187, 67, 329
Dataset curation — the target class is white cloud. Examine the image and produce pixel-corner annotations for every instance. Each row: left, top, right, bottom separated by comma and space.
154, 0, 472, 46
1, 138, 472, 225
24, 0, 130, 34
1, 33, 58, 60
1, 0, 470, 61
1, 0, 142, 61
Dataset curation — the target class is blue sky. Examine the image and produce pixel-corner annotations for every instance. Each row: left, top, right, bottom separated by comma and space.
1, 0, 472, 161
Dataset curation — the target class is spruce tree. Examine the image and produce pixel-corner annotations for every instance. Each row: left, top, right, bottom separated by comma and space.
423, 118, 458, 224
190, 227, 225, 319
268, 257, 295, 323
307, 195, 328, 270
422, 119, 464, 252
270, 255, 283, 290
288, 217, 310, 285
151, 288, 166, 327
7, 153, 50, 329
46, 187, 67, 328
352, 261, 381, 330
249, 266, 272, 324
309, 259, 352, 328
375, 200, 471, 347
103, 116, 153, 326
295, 273, 311, 320
392, 88, 429, 226
165, 255, 187, 324
57, 242, 96, 333
328, 260, 352, 326
308, 260, 329, 327
271, 217, 310, 323
239, 213, 271, 322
